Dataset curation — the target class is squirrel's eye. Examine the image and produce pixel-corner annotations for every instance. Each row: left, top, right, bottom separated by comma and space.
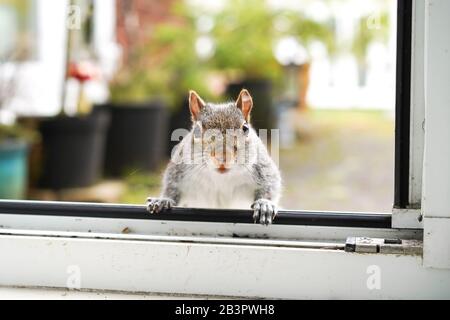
242, 123, 249, 134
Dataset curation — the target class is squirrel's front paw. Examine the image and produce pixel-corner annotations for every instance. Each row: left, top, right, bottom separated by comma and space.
146, 197, 175, 214
251, 199, 278, 226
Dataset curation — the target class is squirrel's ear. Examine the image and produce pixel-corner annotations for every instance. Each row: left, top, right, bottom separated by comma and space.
236, 89, 253, 122
189, 90, 205, 121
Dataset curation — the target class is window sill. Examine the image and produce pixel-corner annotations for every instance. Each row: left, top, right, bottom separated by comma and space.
0, 229, 446, 299
0, 199, 434, 298
0, 200, 421, 242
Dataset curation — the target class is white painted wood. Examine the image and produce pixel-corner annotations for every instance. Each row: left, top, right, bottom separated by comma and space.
392, 209, 423, 229
0, 286, 203, 300
392, 0, 425, 228
0, 233, 448, 299
422, 0, 450, 219
0, 228, 346, 251
422, 0, 450, 269
0, 214, 422, 242
424, 218, 450, 269
409, 0, 426, 207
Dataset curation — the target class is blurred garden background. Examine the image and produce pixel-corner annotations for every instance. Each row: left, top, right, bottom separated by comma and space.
0, 0, 396, 213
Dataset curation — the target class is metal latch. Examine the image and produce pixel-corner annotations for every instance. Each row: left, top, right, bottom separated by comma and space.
345, 237, 422, 255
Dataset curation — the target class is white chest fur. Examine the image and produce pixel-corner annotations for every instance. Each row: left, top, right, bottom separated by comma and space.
178, 166, 256, 209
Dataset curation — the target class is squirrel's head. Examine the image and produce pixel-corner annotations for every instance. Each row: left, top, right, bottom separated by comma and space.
187, 89, 256, 174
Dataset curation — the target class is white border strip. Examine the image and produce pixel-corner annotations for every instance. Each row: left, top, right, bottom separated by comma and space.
0, 214, 422, 242
0, 232, 449, 299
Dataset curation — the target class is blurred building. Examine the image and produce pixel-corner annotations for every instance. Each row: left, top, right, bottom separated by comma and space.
301, 0, 397, 110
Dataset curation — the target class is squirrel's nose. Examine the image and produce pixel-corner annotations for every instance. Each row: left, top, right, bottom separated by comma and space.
211, 153, 233, 168
209, 141, 237, 168
212, 156, 226, 166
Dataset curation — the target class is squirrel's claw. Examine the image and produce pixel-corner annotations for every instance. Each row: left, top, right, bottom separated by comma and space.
146, 197, 175, 214
251, 199, 278, 226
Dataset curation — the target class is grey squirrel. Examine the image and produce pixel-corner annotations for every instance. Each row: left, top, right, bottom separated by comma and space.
146, 89, 281, 225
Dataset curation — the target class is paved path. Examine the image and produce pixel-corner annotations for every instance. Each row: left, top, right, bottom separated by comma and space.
279, 110, 394, 213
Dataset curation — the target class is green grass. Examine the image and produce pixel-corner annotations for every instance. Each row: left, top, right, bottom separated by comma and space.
119, 169, 163, 204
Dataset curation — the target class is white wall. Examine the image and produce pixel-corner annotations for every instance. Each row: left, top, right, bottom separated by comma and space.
3, 0, 117, 117
3, 0, 68, 116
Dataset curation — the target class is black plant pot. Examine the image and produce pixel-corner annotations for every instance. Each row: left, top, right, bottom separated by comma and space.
38, 108, 110, 189
226, 78, 276, 130
100, 101, 168, 177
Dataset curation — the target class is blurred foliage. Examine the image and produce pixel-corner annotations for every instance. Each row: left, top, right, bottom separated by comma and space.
0, 26, 37, 143
0, 0, 30, 26
0, 123, 38, 143
110, 2, 212, 109
109, 64, 172, 104
0, 0, 35, 60
283, 11, 337, 55
209, 0, 335, 84
110, 0, 335, 105
352, 12, 390, 63
210, 0, 281, 81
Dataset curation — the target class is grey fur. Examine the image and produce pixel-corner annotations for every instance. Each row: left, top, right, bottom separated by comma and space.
147, 98, 282, 225
200, 102, 243, 131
